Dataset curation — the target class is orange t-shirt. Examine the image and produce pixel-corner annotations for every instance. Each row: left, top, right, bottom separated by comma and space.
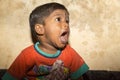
2, 42, 89, 80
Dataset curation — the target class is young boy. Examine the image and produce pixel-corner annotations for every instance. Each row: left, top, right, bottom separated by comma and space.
2, 2, 89, 80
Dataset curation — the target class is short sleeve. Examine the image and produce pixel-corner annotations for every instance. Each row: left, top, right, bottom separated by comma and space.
2, 49, 35, 80
69, 47, 89, 79
2, 51, 27, 80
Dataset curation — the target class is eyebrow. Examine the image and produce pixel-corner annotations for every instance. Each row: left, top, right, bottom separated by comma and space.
53, 13, 69, 19
53, 13, 69, 20
51, 11, 69, 19
53, 13, 65, 17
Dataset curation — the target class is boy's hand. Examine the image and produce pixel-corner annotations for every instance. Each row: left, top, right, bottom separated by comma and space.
45, 60, 69, 80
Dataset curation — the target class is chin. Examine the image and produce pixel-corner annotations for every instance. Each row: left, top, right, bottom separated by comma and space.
57, 43, 68, 50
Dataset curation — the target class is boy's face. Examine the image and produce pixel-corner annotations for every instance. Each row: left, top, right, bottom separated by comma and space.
43, 9, 69, 49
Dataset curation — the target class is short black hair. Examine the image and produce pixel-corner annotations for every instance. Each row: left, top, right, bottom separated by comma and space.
29, 2, 69, 43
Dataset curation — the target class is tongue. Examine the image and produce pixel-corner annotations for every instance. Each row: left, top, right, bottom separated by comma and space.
60, 35, 68, 44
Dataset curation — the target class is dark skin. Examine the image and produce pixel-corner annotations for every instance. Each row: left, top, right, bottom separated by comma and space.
35, 9, 69, 54
35, 9, 83, 80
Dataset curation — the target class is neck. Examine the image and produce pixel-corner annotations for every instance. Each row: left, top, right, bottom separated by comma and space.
38, 42, 58, 54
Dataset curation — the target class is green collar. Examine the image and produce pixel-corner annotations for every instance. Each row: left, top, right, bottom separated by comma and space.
34, 42, 61, 58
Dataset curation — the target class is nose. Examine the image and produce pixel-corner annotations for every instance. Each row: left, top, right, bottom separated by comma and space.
62, 22, 69, 29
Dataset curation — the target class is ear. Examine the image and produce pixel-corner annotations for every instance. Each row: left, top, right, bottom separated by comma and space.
35, 24, 44, 35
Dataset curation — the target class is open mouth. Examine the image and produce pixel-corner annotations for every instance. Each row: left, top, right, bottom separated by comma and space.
60, 30, 69, 44
61, 31, 68, 36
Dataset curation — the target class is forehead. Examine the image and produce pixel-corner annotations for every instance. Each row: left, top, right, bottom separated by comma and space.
49, 9, 69, 17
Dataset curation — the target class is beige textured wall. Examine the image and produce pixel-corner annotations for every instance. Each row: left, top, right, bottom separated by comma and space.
0, 0, 120, 71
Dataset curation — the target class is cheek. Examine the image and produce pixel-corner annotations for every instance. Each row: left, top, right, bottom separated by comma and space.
49, 29, 60, 41
49, 26, 60, 35
45, 24, 61, 39
45, 28, 58, 40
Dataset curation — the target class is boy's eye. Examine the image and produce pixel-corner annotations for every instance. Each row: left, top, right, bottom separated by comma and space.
55, 17, 61, 22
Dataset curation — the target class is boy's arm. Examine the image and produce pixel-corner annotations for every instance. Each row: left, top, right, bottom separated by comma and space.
2, 52, 26, 80
68, 46, 89, 80
2, 50, 34, 80
70, 62, 89, 80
